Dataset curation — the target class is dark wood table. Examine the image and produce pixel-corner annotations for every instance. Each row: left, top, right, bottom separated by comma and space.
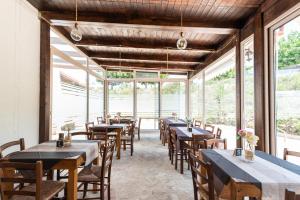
91, 123, 127, 159
174, 126, 214, 174
8, 141, 99, 200
201, 149, 300, 200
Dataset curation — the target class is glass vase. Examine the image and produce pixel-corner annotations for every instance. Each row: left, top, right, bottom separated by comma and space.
244, 142, 255, 161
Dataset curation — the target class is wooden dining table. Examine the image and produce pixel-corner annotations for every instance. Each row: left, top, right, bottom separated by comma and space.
174, 126, 214, 174
90, 123, 127, 159
201, 149, 300, 200
8, 140, 99, 200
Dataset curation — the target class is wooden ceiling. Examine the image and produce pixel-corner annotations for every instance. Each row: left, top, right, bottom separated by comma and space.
27, 0, 265, 72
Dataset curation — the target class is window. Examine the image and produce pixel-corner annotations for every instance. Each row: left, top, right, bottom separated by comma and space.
89, 75, 104, 122
136, 82, 159, 129
52, 67, 87, 139
242, 36, 255, 131
204, 50, 236, 149
161, 81, 186, 118
160, 72, 188, 79
108, 81, 134, 116
189, 73, 204, 120
272, 14, 300, 163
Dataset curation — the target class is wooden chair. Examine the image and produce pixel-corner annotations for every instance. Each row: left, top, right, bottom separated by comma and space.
0, 138, 25, 159
170, 129, 190, 171
204, 138, 227, 150
283, 148, 300, 161
188, 151, 215, 200
215, 128, 222, 139
77, 142, 115, 200
204, 124, 215, 134
0, 160, 65, 200
85, 122, 95, 132
159, 119, 165, 142
285, 189, 300, 200
137, 117, 142, 140
192, 134, 214, 155
91, 127, 109, 157
121, 122, 135, 156
56, 131, 91, 181
194, 120, 202, 128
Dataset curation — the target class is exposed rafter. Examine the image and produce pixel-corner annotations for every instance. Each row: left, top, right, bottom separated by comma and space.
41, 11, 239, 34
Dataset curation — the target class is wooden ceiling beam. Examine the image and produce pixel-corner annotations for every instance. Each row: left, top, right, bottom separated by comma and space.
41, 11, 239, 34
88, 52, 205, 63
94, 60, 196, 71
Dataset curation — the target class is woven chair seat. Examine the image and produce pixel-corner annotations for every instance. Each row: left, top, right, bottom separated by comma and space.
78, 165, 102, 182
10, 181, 65, 200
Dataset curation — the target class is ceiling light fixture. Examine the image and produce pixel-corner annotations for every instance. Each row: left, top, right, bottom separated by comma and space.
177, 0, 187, 50
70, 0, 82, 42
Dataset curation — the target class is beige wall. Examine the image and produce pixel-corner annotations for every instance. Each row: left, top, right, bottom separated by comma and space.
0, 0, 40, 148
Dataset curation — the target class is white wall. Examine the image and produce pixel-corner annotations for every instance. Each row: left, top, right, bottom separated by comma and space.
0, 0, 40, 148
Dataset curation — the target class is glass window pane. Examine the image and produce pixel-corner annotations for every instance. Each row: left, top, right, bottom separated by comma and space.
52, 67, 87, 139
161, 82, 186, 118
136, 82, 159, 129
107, 70, 134, 79
160, 72, 188, 79
189, 74, 204, 120
89, 75, 104, 122
205, 51, 236, 149
274, 15, 300, 164
242, 37, 255, 131
136, 71, 158, 78
108, 81, 134, 116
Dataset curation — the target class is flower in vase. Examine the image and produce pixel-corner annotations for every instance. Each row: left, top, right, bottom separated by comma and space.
61, 122, 75, 132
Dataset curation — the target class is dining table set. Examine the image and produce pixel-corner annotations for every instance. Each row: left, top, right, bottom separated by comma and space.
160, 117, 300, 200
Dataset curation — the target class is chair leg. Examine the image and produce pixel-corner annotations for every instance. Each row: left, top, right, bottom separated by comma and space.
171, 150, 174, 165
123, 141, 126, 150
175, 150, 178, 170
83, 183, 88, 199
131, 142, 133, 156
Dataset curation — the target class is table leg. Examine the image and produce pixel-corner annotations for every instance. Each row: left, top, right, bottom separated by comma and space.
67, 167, 78, 200
180, 148, 184, 174
116, 128, 121, 159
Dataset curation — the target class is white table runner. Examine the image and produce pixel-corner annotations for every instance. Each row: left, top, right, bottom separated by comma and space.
215, 150, 300, 200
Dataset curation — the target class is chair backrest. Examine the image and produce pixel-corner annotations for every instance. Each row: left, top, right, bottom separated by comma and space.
0, 139, 25, 159
128, 122, 136, 137
216, 128, 222, 139
91, 127, 108, 142
192, 134, 213, 154
85, 122, 95, 132
194, 120, 202, 128
204, 124, 215, 134
101, 142, 115, 181
285, 189, 300, 200
284, 148, 300, 161
96, 117, 104, 124
0, 160, 43, 200
188, 151, 214, 200
170, 129, 177, 150
70, 131, 91, 140
204, 138, 227, 150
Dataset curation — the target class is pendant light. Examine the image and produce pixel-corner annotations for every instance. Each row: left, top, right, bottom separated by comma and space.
176, 0, 187, 50
70, 0, 82, 42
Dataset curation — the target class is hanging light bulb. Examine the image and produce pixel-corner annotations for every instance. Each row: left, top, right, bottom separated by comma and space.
70, 0, 82, 42
177, 32, 187, 50
177, 0, 187, 50
70, 23, 82, 41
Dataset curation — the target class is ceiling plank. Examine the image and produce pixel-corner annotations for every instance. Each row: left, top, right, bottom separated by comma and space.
41, 11, 239, 34
72, 37, 216, 52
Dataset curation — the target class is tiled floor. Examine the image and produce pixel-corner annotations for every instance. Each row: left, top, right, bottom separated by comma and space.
85, 130, 194, 200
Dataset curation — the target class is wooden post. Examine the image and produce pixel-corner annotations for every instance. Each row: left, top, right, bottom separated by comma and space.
235, 30, 242, 148
39, 20, 51, 143
254, 12, 265, 151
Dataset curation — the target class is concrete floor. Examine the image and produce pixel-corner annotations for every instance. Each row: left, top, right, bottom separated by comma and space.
84, 130, 194, 200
